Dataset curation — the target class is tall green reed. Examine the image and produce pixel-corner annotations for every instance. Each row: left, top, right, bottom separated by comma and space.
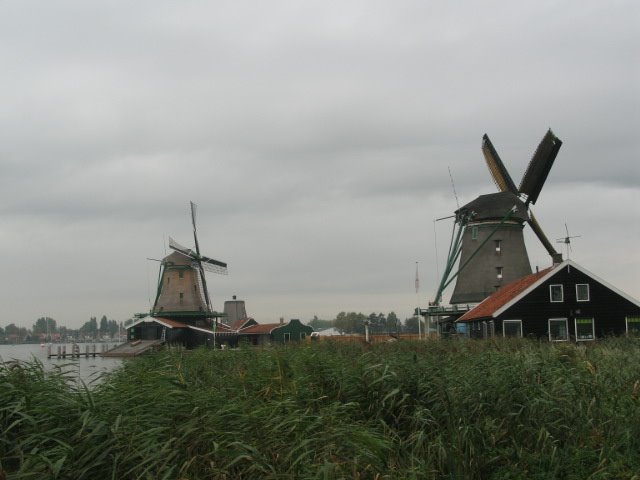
2, 338, 640, 479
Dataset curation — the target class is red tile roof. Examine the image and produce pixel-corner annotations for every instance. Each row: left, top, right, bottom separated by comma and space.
214, 322, 236, 333
229, 317, 254, 330
458, 267, 554, 322
240, 323, 283, 334
153, 317, 189, 328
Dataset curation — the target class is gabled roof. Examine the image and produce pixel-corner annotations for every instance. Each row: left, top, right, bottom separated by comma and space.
188, 324, 234, 336
229, 317, 255, 330
239, 323, 283, 335
212, 322, 236, 334
127, 316, 237, 335
126, 317, 190, 329
458, 267, 553, 322
154, 317, 190, 328
457, 259, 640, 322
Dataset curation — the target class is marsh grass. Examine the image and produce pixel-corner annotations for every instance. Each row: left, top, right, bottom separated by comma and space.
2, 338, 640, 479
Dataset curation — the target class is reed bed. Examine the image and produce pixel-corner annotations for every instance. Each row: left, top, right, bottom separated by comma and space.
2, 338, 640, 479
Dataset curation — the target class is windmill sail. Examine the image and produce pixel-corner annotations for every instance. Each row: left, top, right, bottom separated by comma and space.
168, 237, 227, 272
201, 257, 228, 275
482, 134, 518, 194
189, 202, 212, 312
519, 129, 562, 205
168, 237, 196, 258
527, 210, 559, 258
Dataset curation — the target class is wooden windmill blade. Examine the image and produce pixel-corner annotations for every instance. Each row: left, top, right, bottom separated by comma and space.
189, 201, 213, 313
168, 237, 196, 258
528, 210, 560, 258
200, 255, 228, 275
482, 134, 518, 194
190, 201, 201, 256
519, 129, 562, 205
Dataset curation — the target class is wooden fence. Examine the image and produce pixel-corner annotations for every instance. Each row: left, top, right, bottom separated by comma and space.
313, 333, 438, 343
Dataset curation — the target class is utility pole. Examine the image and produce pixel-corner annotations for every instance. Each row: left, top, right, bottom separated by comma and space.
416, 262, 421, 340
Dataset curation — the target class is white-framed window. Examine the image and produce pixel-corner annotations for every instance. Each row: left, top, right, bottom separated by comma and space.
626, 316, 640, 336
496, 266, 503, 279
550, 284, 564, 303
488, 320, 495, 337
482, 321, 488, 338
300, 332, 306, 340
549, 318, 569, 342
503, 320, 522, 337
576, 284, 590, 302
495, 240, 502, 253
575, 317, 595, 341
179, 292, 184, 305
471, 226, 478, 240
283, 332, 291, 343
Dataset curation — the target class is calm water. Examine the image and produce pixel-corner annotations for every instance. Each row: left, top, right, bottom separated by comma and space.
0, 343, 126, 384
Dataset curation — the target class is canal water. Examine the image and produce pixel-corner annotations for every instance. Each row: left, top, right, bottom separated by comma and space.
0, 343, 125, 384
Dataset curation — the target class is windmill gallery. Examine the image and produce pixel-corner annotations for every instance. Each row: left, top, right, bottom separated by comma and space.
118, 130, 640, 352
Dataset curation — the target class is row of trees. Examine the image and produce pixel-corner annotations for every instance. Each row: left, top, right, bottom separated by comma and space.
1, 315, 124, 344
309, 312, 423, 335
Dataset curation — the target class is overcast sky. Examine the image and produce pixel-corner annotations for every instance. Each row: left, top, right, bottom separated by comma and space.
2, 0, 638, 329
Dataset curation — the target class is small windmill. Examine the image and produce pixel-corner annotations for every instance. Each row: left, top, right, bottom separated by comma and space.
151, 202, 227, 322
168, 202, 228, 310
556, 223, 580, 259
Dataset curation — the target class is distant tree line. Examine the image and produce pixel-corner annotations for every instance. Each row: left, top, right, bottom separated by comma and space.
1, 311, 426, 343
0, 315, 126, 344
308, 311, 422, 335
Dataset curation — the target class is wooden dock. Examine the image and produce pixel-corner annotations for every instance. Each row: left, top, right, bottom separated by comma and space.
47, 343, 113, 359
102, 340, 164, 357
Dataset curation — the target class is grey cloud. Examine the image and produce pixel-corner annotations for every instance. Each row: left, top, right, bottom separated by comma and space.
1, 0, 638, 327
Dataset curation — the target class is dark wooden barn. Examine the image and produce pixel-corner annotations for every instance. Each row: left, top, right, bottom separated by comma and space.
457, 259, 640, 341
238, 319, 314, 346
127, 317, 237, 348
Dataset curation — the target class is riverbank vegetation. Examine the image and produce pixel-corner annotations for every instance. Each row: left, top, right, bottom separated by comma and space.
2, 338, 640, 479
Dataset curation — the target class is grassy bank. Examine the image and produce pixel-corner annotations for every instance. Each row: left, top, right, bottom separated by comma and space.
2, 338, 640, 479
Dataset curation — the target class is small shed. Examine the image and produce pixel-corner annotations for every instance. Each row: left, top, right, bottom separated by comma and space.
239, 319, 313, 346
457, 259, 640, 341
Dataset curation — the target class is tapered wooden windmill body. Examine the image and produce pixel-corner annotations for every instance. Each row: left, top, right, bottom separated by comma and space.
151, 252, 209, 315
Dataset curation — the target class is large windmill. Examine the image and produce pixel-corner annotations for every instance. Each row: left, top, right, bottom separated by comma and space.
151, 202, 228, 326
435, 129, 563, 306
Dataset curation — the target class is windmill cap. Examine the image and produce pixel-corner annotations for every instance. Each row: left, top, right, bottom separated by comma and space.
457, 192, 528, 223
161, 251, 195, 265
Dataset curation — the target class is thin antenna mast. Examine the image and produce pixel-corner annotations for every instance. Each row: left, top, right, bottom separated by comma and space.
556, 223, 581, 259
415, 261, 421, 340
448, 166, 460, 209
433, 220, 440, 283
